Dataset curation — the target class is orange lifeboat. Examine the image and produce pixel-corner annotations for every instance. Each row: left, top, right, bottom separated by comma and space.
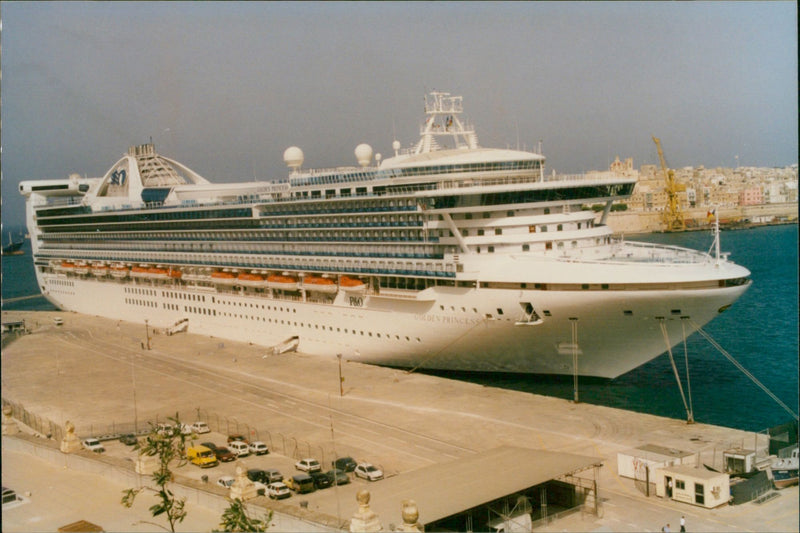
340, 276, 366, 293
60, 261, 76, 269
110, 264, 129, 279
237, 272, 265, 287
267, 274, 299, 291
91, 263, 109, 277
168, 268, 182, 279
74, 261, 90, 275
302, 275, 338, 294
211, 271, 238, 285
147, 267, 169, 279
130, 266, 149, 278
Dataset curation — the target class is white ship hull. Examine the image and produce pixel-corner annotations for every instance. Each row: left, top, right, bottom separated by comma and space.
37, 266, 747, 378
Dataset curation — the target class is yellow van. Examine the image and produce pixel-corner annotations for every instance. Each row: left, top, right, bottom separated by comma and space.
187, 445, 218, 468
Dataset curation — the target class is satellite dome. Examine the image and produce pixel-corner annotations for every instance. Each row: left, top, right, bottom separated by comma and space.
283, 146, 304, 170
392, 140, 401, 151
355, 143, 373, 167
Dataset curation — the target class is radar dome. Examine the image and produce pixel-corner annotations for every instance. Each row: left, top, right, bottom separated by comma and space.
355, 143, 373, 167
392, 140, 401, 151
283, 146, 304, 170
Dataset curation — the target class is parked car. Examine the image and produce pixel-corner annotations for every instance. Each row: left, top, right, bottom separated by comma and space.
191, 421, 211, 434
119, 434, 138, 446
247, 469, 269, 484
179, 424, 194, 435
228, 441, 250, 457
249, 441, 269, 455
82, 438, 105, 453
328, 468, 350, 486
200, 441, 218, 451
285, 474, 315, 494
332, 456, 357, 472
227, 434, 248, 444
263, 469, 284, 483
156, 423, 175, 436
295, 458, 321, 472
186, 445, 218, 468
213, 446, 237, 462
216, 476, 235, 489
266, 482, 291, 500
354, 463, 384, 481
309, 470, 333, 490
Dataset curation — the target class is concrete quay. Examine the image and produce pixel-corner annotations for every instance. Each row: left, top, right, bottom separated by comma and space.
2, 310, 797, 532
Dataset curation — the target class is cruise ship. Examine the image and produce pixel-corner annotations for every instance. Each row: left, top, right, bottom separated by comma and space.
19, 92, 751, 378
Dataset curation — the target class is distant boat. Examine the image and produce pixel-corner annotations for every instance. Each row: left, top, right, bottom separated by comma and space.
2, 232, 24, 256
770, 446, 799, 489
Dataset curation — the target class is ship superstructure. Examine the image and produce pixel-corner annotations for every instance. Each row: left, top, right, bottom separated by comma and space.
19, 92, 751, 378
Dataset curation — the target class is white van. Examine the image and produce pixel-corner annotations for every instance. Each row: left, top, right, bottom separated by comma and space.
53, 317, 64, 326
228, 441, 250, 457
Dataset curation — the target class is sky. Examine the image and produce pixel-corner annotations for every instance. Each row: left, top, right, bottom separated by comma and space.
1, 1, 797, 229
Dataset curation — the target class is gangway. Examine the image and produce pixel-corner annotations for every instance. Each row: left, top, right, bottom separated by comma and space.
271, 335, 300, 355
166, 318, 189, 336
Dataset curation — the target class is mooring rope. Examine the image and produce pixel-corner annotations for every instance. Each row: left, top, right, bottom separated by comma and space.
690, 319, 798, 420
682, 319, 694, 422
659, 319, 694, 422
405, 316, 491, 374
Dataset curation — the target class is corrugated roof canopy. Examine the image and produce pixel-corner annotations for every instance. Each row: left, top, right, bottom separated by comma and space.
364, 446, 602, 526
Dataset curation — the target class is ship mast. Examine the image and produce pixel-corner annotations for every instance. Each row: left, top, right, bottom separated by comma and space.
413, 92, 479, 154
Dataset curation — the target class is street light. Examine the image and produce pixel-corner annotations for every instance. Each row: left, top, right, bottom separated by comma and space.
570, 317, 579, 403
337, 353, 344, 397
144, 319, 151, 350
132, 352, 138, 433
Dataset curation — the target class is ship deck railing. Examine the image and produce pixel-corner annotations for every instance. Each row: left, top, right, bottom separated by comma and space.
559, 240, 716, 266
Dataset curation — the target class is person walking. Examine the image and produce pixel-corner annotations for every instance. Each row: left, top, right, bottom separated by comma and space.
680, 515, 686, 532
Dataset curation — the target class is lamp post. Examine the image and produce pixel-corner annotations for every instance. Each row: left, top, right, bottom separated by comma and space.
132, 352, 138, 433
570, 317, 579, 403
337, 353, 343, 397
144, 319, 151, 350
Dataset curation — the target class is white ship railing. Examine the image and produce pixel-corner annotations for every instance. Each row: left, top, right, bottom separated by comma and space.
557, 240, 716, 266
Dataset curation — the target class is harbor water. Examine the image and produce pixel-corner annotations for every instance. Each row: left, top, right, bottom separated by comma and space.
2, 224, 797, 432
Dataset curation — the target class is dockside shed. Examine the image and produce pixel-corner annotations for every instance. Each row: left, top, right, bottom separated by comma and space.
655, 464, 730, 509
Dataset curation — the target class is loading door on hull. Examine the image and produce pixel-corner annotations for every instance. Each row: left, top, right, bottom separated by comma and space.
516, 302, 544, 326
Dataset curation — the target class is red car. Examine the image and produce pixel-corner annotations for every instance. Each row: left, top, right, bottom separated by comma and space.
213, 446, 237, 462
227, 434, 249, 445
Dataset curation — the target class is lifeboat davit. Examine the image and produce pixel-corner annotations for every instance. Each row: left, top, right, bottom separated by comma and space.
340, 276, 366, 294
211, 271, 238, 285
237, 272, 265, 288
301, 275, 338, 294
267, 274, 299, 291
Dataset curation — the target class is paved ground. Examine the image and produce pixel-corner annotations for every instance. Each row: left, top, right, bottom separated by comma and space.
2, 310, 798, 532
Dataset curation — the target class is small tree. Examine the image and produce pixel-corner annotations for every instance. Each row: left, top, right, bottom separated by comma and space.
216, 498, 272, 532
121, 414, 192, 532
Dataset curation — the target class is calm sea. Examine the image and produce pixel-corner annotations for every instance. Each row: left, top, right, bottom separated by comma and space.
2, 225, 798, 432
